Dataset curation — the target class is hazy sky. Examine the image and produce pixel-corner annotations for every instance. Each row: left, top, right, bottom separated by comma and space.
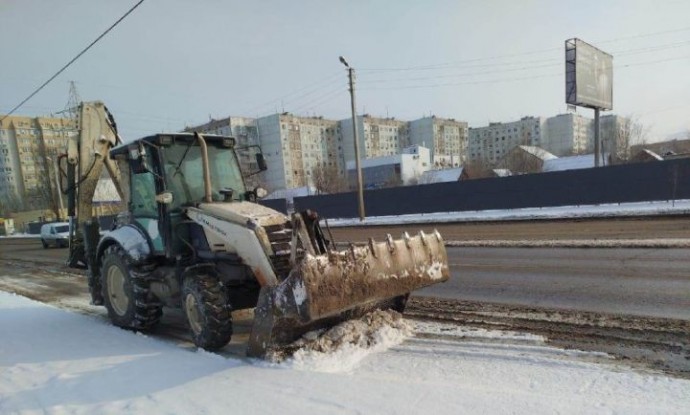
1, 0, 689, 141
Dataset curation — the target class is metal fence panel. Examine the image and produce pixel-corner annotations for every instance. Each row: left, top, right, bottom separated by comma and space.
294, 159, 690, 219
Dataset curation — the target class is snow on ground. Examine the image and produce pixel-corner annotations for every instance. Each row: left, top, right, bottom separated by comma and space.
2, 291, 689, 414
328, 199, 690, 227
269, 310, 413, 373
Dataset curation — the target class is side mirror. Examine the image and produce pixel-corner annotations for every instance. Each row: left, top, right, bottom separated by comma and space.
256, 153, 267, 171
130, 143, 153, 174
219, 188, 234, 202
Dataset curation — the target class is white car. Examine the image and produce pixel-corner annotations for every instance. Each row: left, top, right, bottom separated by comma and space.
40, 222, 70, 248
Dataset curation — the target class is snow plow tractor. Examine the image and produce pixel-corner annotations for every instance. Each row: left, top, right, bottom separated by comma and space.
65, 101, 450, 357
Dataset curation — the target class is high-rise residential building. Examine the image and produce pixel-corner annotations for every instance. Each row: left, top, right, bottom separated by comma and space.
182, 109, 631, 191
468, 116, 545, 164
543, 113, 594, 156
469, 113, 631, 164
409, 116, 468, 168
0, 115, 77, 208
257, 113, 343, 191
340, 115, 409, 163
184, 116, 261, 179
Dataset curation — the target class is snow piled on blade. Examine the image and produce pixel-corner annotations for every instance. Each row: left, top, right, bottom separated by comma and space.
269, 310, 413, 373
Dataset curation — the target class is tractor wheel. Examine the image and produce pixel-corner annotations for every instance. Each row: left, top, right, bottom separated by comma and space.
100, 245, 162, 330
391, 293, 410, 313
182, 273, 233, 351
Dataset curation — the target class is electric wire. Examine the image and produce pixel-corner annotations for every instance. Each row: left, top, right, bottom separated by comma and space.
357, 39, 690, 85
241, 71, 343, 116
358, 26, 690, 73
358, 54, 690, 91
289, 87, 347, 115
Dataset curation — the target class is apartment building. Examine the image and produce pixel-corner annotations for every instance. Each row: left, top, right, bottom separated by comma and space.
184, 116, 261, 177
469, 113, 631, 165
257, 113, 343, 190
0, 115, 77, 206
340, 115, 410, 162
468, 116, 544, 164
543, 113, 594, 156
408, 116, 468, 168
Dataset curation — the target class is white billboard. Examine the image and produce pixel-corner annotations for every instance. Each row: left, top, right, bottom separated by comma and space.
565, 38, 613, 110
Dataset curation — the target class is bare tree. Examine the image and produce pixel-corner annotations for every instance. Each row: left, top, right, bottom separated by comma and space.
311, 163, 348, 195
499, 148, 543, 175
32, 143, 61, 220
605, 116, 647, 164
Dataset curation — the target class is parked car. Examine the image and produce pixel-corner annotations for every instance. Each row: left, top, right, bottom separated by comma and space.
40, 222, 70, 248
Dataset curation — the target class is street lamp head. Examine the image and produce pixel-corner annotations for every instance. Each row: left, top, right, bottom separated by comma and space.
339, 56, 349, 68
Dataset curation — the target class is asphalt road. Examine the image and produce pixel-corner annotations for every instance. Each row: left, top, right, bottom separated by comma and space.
1, 238, 689, 320
419, 246, 690, 320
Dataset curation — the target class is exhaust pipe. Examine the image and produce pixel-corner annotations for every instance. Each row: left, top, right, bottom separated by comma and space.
194, 132, 213, 203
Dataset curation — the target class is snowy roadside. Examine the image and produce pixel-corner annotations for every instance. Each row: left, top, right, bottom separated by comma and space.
327, 199, 690, 227
1, 290, 688, 415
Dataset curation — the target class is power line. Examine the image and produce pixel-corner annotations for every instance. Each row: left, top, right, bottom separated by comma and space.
0, 0, 146, 122
359, 54, 690, 91
289, 86, 347, 115
359, 26, 690, 73
241, 71, 343, 116
356, 41, 690, 87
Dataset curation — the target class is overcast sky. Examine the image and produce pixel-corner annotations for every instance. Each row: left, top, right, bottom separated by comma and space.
1, 0, 689, 141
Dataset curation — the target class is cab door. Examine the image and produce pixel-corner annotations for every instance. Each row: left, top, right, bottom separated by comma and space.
130, 169, 165, 254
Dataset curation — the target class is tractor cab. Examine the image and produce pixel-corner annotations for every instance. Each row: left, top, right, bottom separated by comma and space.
110, 133, 267, 259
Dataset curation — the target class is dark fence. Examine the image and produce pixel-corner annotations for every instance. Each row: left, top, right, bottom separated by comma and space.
294, 159, 690, 219
259, 198, 289, 215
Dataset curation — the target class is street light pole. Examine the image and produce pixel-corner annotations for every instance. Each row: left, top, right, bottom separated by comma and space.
339, 56, 365, 221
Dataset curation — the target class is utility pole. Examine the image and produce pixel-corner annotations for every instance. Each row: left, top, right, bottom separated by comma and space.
339, 56, 365, 221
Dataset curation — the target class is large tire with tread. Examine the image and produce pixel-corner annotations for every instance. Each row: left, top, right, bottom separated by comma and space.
182, 272, 233, 351
390, 293, 410, 313
100, 245, 162, 330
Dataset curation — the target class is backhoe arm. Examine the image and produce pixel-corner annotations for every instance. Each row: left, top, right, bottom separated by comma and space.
66, 102, 123, 282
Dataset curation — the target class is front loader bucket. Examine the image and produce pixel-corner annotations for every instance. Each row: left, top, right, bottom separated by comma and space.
247, 230, 449, 357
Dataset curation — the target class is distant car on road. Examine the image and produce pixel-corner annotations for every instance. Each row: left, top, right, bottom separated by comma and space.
40, 222, 70, 248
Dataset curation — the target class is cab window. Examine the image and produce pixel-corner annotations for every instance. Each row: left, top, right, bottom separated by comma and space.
131, 171, 158, 217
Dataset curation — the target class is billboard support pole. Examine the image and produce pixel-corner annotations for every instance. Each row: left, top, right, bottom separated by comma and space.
594, 108, 601, 167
